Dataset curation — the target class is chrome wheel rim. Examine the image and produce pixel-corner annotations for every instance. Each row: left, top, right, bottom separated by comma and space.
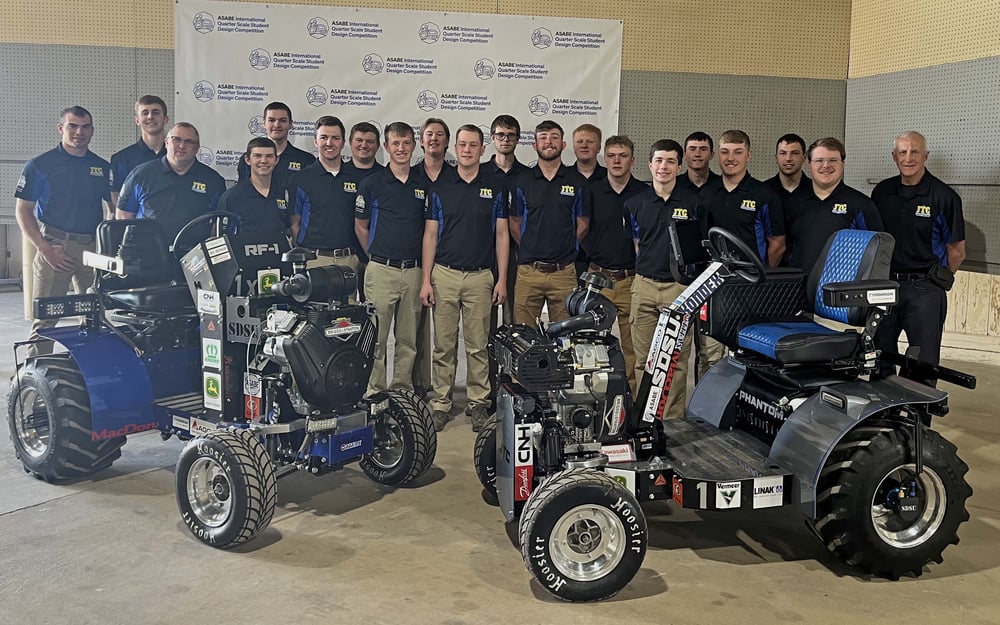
369, 413, 404, 469
14, 387, 50, 459
549, 504, 627, 581
186, 457, 233, 527
871, 463, 946, 548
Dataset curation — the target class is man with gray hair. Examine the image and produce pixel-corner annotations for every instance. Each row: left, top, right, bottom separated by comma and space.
873, 131, 965, 380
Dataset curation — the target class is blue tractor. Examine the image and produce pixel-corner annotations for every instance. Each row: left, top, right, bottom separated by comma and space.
8, 214, 436, 547
475, 226, 974, 601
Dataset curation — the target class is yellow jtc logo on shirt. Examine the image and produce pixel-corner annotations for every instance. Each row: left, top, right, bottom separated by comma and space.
740, 199, 756, 211
480, 188, 493, 199
560, 185, 575, 196
288, 162, 302, 171
191, 181, 207, 193
915, 205, 931, 217
672, 207, 689, 220
414, 189, 425, 200
832, 203, 847, 214
343, 181, 357, 193
276, 199, 287, 209
89, 167, 103, 176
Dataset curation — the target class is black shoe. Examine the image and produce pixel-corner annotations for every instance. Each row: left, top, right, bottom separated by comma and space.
432, 410, 451, 432
469, 405, 489, 432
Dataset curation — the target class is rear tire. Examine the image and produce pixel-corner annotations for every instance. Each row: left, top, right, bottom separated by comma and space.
361, 389, 436, 486
473, 414, 498, 501
175, 428, 277, 548
518, 469, 647, 602
815, 422, 971, 579
6, 355, 125, 482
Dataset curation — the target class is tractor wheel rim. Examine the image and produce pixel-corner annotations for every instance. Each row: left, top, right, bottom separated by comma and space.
14, 387, 50, 459
186, 457, 233, 527
549, 504, 627, 582
369, 413, 404, 469
871, 463, 946, 549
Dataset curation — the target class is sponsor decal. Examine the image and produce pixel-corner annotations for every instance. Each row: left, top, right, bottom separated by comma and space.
202, 318, 221, 339
192, 12, 215, 34
340, 439, 363, 452
92, 421, 158, 441
915, 205, 931, 217
325, 319, 362, 339
671, 476, 683, 506
193, 80, 215, 101
244, 395, 261, 419
355, 195, 366, 210
204, 372, 223, 411
172, 414, 191, 431
190, 417, 215, 436
600, 443, 635, 463
602, 394, 626, 436
716, 481, 741, 509
202, 337, 222, 369
867, 289, 896, 305
256, 269, 280, 295
418, 22, 440, 43
514, 423, 533, 501
197, 290, 221, 315
752, 475, 784, 509
243, 372, 262, 397
646, 313, 688, 420
605, 467, 636, 495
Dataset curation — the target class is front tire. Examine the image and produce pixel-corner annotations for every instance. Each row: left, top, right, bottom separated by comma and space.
518, 469, 647, 602
473, 414, 498, 501
361, 389, 436, 486
175, 428, 277, 548
815, 422, 972, 579
6, 355, 125, 482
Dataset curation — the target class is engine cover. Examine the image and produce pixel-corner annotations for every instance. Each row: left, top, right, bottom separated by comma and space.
491, 324, 573, 392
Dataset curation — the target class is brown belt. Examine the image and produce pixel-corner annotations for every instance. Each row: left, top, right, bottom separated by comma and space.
40, 223, 94, 244
525, 261, 572, 273
589, 264, 635, 281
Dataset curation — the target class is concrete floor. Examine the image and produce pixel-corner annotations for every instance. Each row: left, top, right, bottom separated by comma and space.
0, 286, 997, 625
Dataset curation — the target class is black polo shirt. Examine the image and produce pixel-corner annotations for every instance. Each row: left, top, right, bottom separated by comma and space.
117, 156, 226, 242
764, 173, 809, 205
426, 168, 508, 269
627, 185, 702, 282
287, 160, 370, 251
872, 171, 965, 274
705, 174, 785, 261
237, 143, 316, 187
575, 162, 608, 182
483, 155, 528, 178
16, 144, 110, 235
110, 139, 166, 192
511, 164, 592, 264
217, 178, 286, 239
585, 175, 648, 270
677, 170, 723, 203
784, 181, 884, 273
355, 166, 427, 261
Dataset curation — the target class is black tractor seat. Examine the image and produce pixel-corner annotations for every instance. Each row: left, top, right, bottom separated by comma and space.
104, 284, 194, 313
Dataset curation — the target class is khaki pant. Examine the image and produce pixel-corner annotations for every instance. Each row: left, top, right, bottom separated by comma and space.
28, 238, 95, 357
630, 275, 689, 420
428, 266, 493, 412
694, 323, 726, 381
600, 274, 637, 394
412, 307, 432, 393
364, 263, 422, 395
514, 264, 577, 325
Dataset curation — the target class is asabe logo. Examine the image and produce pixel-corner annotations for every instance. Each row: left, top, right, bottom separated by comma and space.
249, 48, 271, 71
307, 17, 328, 38
362, 53, 384, 75
248, 116, 266, 137
531, 27, 552, 49
193, 12, 215, 34
306, 85, 327, 106
418, 22, 440, 43
528, 94, 549, 116
196, 148, 213, 166
193, 80, 215, 102
417, 90, 438, 112
475, 58, 495, 80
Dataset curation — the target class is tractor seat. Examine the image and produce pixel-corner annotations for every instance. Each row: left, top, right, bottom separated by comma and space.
737, 230, 894, 365
104, 285, 194, 312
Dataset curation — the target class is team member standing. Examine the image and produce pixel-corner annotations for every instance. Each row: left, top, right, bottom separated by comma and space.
784, 137, 883, 273
217, 138, 286, 241
572, 124, 607, 277
628, 140, 702, 419
349, 121, 381, 171
873, 131, 965, 377
584, 135, 647, 392
110, 95, 168, 207
236, 102, 315, 189
288, 116, 365, 274
677, 131, 722, 201
355, 122, 426, 395
420, 125, 509, 431
117, 122, 226, 243
15, 106, 111, 356
765, 133, 809, 203
509, 120, 591, 325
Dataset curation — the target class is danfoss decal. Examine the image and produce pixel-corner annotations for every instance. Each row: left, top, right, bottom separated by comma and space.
92, 421, 159, 441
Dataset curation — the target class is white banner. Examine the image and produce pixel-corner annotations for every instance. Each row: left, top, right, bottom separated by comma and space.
175, 0, 623, 179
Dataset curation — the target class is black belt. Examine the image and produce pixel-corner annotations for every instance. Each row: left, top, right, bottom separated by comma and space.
438, 262, 490, 272
523, 261, 572, 273
370, 255, 418, 269
892, 272, 926, 281
40, 224, 94, 244
589, 264, 635, 281
315, 247, 354, 259
639, 274, 674, 284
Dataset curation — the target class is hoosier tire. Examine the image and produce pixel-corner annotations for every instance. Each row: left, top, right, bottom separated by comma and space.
814, 422, 972, 579
361, 389, 437, 486
175, 428, 277, 548
473, 414, 498, 501
518, 469, 647, 602
6, 355, 125, 482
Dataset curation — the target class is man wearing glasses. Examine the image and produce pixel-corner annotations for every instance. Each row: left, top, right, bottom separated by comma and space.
116, 122, 226, 243
783, 137, 883, 273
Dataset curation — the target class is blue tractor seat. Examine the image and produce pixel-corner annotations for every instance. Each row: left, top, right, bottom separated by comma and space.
737, 230, 894, 364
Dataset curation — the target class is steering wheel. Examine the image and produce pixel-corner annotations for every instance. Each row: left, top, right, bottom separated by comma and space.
707, 226, 766, 284
172, 210, 241, 259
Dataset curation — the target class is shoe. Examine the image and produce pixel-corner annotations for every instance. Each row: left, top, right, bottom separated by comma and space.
432, 410, 451, 432
469, 405, 489, 432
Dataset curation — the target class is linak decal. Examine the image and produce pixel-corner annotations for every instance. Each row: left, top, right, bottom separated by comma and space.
514, 423, 533, 501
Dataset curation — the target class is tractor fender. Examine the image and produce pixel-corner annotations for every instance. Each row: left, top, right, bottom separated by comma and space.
769, 374, 947, 518
37, 327, 157, 437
